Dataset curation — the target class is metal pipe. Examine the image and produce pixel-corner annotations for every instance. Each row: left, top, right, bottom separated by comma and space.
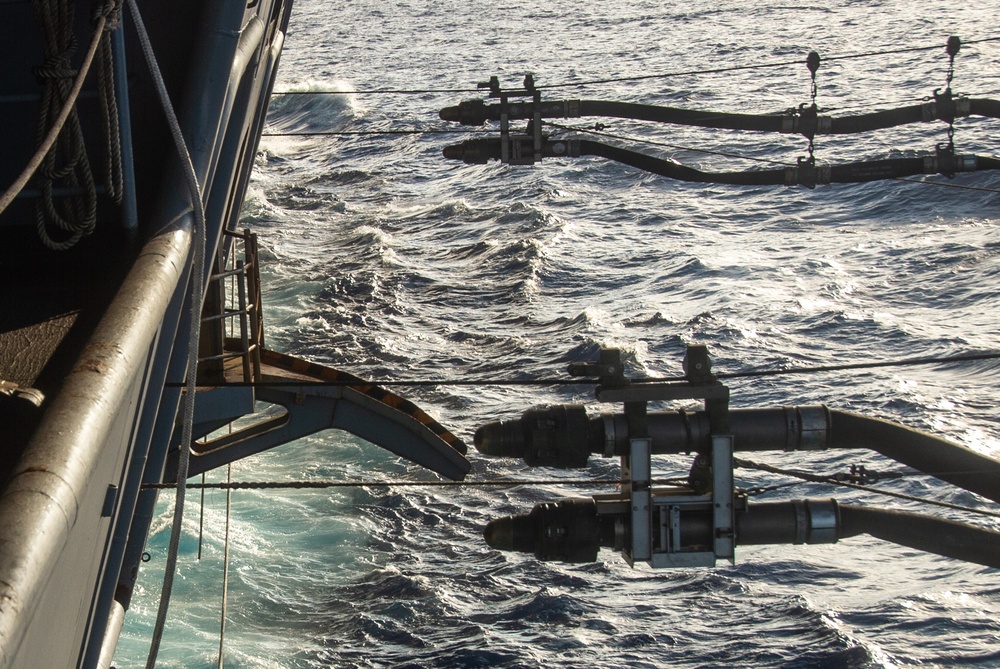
112, 26, 139, 238
95, 600, 126, 669
0, 217, 192, 669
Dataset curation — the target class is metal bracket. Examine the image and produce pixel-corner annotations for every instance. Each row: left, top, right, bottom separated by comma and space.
484, 75, 545, 165
626, 436, 652, 565
165, 352, 471, 482
581, 344, 736, 568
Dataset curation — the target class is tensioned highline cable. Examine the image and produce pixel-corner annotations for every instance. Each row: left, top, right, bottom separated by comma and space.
715, 350, 1000, 381
271, 36, 1000, 97
166, 350, 1000, 389
261, 123, 793, 160
736, 458, 1000, 520
892, 178, 1000, 194
273, 86, 479, 95
258, 123, 792, 164
262, 128, 483, 136
143, 472, 1000, 519
166, 376, 590, 388
539, 36, 1000, 91
143, 478, 681, 490
820, 90, 1000, 116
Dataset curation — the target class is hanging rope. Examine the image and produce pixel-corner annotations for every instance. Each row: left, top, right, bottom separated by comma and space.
217, 464, 232, 669
30, 0, 97, 250
122, 0, 206, 665
94, 0, 125, 206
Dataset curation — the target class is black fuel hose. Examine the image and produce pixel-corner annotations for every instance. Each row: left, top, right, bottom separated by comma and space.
830, 410, 1000, 506
578, 140, 1000, 186
838, 504, 1000, 568
475, 405, 1000, 504
579, 139, 786, 185
439, 98, 1000, 135
483, 497, 1000, 568
441, 137, 999, 186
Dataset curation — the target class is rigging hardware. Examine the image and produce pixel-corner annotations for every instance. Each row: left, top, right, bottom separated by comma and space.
476, 346, 1000, 569
797, 50, 822, 167
942, 36, 961, 152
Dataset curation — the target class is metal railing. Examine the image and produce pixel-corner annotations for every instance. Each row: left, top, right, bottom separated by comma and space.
198, 228, 263, 383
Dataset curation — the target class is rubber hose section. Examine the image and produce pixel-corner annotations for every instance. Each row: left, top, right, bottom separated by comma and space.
577, 98, 1000, 134
839, 504, 1000, 568
829, 410, 1000, 505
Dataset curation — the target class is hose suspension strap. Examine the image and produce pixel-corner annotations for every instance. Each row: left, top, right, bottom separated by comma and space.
941, 36, 962, 154
799, 50, 821, 168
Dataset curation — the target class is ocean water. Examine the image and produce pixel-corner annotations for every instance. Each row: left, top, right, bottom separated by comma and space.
115, 1, 1000, 667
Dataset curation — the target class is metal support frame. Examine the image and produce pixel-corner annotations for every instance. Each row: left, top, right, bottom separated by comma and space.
164, 380, 470, 482
589, 346, 737, 568
482, 75, 544, 165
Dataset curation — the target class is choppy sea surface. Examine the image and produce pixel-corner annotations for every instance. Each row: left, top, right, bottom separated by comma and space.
115, 2, 1000, 667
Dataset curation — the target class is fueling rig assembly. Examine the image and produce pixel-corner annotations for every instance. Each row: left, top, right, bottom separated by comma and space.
437, 38, 1000, 571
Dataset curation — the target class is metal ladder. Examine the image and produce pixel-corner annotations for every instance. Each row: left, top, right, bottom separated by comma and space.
199, 227, 264, 384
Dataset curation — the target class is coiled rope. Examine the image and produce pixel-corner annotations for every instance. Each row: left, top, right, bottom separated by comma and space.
0, 2, 106, 225
31, 0, 98, 249
3, 0, 125, 250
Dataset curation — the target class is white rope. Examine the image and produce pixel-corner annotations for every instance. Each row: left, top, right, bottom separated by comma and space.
217, 464, 232, 669
121, 0, 205, 666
